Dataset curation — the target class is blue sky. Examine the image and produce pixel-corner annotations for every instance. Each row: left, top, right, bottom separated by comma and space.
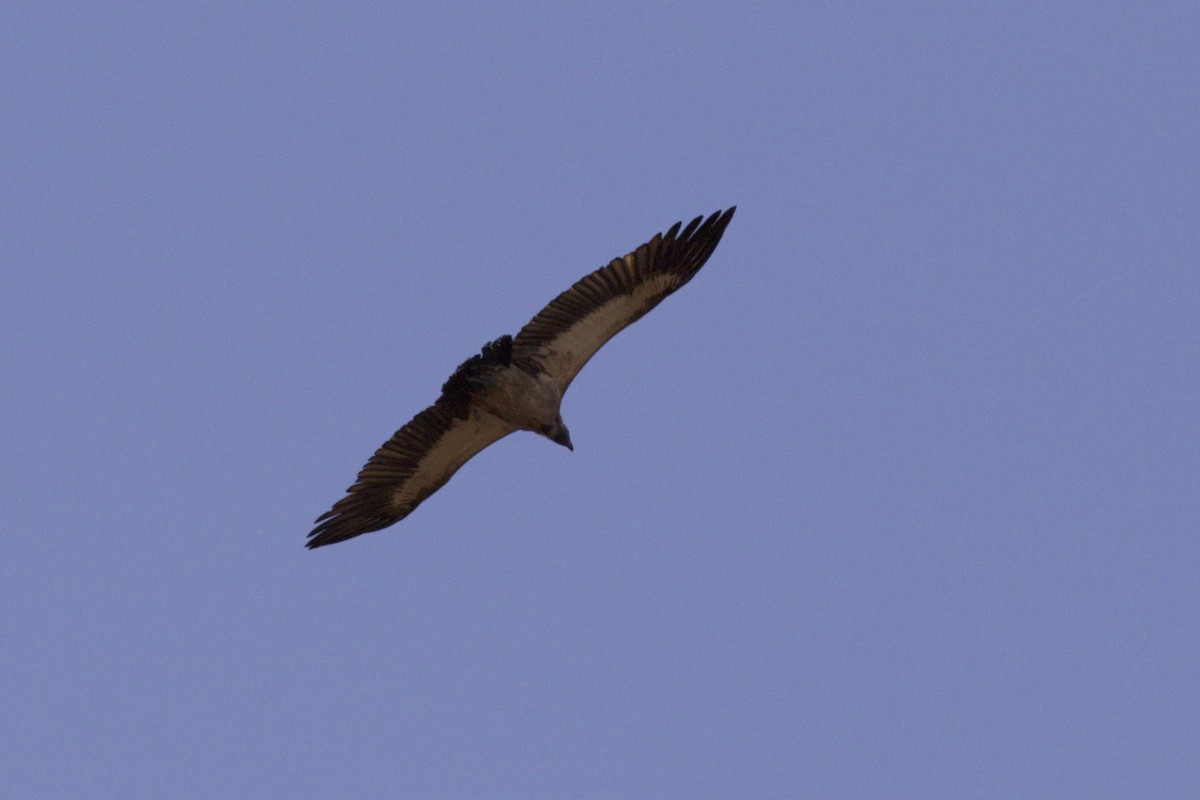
3, 3, 1197, 797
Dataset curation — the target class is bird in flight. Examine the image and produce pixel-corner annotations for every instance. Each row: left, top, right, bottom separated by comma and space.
307, 208, 736, 548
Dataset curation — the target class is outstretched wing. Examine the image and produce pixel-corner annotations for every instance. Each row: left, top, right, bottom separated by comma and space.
307, 402, 516, 548
512, 208, 735, 394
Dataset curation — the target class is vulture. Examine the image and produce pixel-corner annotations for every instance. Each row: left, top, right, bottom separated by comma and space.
307, 207, 735, 548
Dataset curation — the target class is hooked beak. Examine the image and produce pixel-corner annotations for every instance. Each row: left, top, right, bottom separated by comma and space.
550, 425, 574, 451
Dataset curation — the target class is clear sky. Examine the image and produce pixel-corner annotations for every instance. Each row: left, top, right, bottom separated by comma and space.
3, 3, 1197, 797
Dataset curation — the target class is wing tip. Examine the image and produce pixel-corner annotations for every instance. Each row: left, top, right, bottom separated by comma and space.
305, 517, 356, 549
667, 206, 736, 245
654, 206, 736, 282
708, 206, 736, 233
306, 512, 389, 549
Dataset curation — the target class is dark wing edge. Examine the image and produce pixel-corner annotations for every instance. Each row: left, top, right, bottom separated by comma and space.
511, 207, 735, 393
306, 401, 516, 548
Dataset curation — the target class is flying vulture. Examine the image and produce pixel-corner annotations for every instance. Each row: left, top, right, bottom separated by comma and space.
307, 207, 735, 548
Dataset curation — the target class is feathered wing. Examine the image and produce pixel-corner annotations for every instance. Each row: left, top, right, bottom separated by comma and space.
512, 208, 735, 394
307, 402, 517, 548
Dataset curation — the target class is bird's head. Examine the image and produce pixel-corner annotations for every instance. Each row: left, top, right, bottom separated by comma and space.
542, 418, 573, 451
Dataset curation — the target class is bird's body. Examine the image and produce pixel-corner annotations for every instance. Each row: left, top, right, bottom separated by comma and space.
463, 346, 567, 441
308, 208, 735, 548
